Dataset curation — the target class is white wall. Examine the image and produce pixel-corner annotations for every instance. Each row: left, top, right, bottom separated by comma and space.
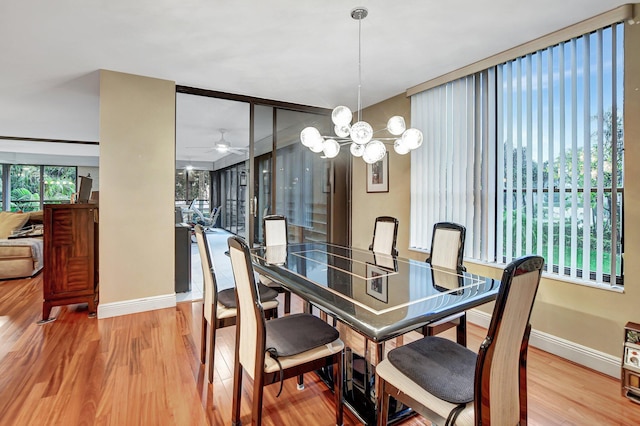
97, 70, 176, 318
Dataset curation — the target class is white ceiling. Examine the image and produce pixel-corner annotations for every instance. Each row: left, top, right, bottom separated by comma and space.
0, 0, 627, 163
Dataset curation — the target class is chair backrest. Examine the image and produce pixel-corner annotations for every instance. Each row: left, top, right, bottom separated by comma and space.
192, 206, 206, 225
194, 225, 219, 323
474, 255, 544, 425
263, 215, 288, 247
265, 245, 288, 265
228, 236, 267, 381
369, 216, 399, 256
427, 222, 466, 271
208, 205, 222, 225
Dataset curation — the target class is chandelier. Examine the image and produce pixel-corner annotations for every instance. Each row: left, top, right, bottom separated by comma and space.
300, 7, 423, 164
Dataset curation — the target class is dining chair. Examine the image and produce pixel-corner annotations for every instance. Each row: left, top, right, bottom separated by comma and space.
423, 222, 468, 346
375, 255, 544, 426
257, 214, 292, 314
228, 235, 344, 426
193, 225, 279, 383
369, 216, 399, 256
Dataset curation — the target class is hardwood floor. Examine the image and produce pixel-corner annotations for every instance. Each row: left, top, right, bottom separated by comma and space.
1, 275, 640, 425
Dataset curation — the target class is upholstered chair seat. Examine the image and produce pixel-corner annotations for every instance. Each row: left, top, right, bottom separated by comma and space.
376, 255, 544, 426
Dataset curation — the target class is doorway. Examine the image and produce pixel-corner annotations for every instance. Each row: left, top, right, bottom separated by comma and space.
175, 87, 350, 300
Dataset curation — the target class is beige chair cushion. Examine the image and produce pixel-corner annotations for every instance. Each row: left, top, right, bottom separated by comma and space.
0, 258, 36, 279
0, 212, 30, 239
0, 245, 33, 258
376, 357, 474, 426
216, 303, 236, 320
0, 238, 43, 279
264, 338, 344, 373
215, 299, 278, 321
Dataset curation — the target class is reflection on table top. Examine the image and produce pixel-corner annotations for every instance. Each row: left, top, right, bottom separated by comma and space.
251, 242, 499, 342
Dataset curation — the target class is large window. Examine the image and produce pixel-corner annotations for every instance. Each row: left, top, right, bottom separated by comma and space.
1, 164, 77, 212
411, 23, 624, 286
498, 25, 623, 283
10, 164, 41, 211
4, 165, 77, 212
212, 162, 247, 238
175, 168, 211, 211
44, 166, 78, 205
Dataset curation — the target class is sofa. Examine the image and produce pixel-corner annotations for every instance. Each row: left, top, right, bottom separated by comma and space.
0, 211, 44, 280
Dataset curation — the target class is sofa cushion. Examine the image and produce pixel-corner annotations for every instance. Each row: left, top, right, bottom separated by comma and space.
28, 210, 44, 224
0, 212, 30, 239
0, 258, 36, 279
0, 238, 44, 279
0, 245, 33, 258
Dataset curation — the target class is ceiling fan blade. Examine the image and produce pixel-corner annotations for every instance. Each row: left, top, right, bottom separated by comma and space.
186, 146, 215, 152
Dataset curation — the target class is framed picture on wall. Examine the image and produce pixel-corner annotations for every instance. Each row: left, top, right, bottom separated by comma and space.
367, 155, 389, 193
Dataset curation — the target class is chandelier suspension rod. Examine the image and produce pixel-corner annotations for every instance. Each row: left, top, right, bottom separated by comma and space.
357, 12, 363, 122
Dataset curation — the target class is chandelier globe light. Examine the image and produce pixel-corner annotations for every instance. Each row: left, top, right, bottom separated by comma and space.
300, 7, 423, 164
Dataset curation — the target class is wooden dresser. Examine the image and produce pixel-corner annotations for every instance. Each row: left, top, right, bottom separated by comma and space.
42, 204, 99, 322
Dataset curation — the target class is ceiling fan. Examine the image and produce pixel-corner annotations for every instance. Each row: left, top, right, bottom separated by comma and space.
187, 129, 248, 155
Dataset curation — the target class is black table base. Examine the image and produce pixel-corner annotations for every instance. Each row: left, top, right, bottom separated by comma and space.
316, 351, 413, 425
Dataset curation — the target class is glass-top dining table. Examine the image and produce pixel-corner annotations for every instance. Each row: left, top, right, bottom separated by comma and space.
250, 242, 500, 424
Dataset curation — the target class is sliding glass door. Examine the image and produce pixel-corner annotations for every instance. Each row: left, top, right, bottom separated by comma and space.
253, 105, 274, 245
176, 87, 347, 245
218, 162, 247, 238
274, 109, 332, 243
253, 153, 272, 243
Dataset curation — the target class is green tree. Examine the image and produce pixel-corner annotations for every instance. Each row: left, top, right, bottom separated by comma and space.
502, 109, 623, 276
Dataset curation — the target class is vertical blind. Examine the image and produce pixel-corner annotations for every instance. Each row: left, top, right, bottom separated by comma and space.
410, 23, 624, 285
410, 71, 496, 262
498, 25, 623, 283
276, 144, 314, 229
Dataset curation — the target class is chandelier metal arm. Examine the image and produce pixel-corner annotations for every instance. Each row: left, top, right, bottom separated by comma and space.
325, 136, 398, 143
348, 139, 398, 145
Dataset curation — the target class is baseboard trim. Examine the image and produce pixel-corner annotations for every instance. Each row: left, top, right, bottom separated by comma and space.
97, 293, 176, 319
467, 310, 621, 378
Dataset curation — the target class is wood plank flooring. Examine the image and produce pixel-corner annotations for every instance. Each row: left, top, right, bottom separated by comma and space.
1, 275, 640, 425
